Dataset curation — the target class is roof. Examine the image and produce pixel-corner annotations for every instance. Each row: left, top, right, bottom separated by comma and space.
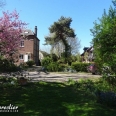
86, 46, 93, 52
83, 47, 89, 51
21, 29, 35, 36
81, 46, 93, 56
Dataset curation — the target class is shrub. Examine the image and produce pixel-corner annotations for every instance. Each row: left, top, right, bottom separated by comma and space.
47, 62, 62, 72
26, 60, 35, 67
71, 62, 91, 72
19, 62, 27, 69
41, 57, 52, 67
83, 78, 116, 107
57, 58, 65, 64
50, 53, 58, 62
0, 58, 18, 72
101, 64, 116, 86
95, 90, 116, 107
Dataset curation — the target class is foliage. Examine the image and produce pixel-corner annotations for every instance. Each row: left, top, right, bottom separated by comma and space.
59, 63, 69, 70
93, 78, 116, 107
66, 78, 76, 85
66, 54, 81, 64
73, 78, 116, 108
41, 57, 52, 67
57, 57, 66, 64
50, 53, 58, 62
0, 57, 18, 72
57, 54, 81, 65
95, 91, 116, 107
90, 4, 116, 71
26, 60, 35, 67
73, 53, 81, 62
90, 1, 116, 85
47, 62, 62, 72
100, 65, 116, 86
0, 10, 27, 58
0, 76, 18, 86
19, 62, 28, 70
63, 66, 77, 73
71, 62, 91, 72
44, 16, 76, 58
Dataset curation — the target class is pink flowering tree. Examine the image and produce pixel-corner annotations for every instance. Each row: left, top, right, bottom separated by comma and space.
0, 10, 27, 60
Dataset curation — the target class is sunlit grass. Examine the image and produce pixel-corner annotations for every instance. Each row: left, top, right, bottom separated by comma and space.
0, 80, 116, 116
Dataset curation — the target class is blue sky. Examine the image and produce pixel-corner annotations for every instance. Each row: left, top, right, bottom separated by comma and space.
0, 0, 113, 53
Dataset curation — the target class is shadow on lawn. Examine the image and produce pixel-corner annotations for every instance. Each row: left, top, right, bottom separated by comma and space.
0, 82, 116, 116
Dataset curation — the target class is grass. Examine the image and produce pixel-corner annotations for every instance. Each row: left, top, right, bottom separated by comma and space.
0, 80, 116, 116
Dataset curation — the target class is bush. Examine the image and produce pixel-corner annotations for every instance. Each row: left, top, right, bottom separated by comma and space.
59, 64, 69, 71
50, 53, 58, 62
95, 90, 116, 107
26, 60, 35, 67
71, 62, 91, 72
19, 62, 28, 69
57, 58, 65, 64
0, 58, 18, 72
101, 64, 116, 86
83, 78, 116, 107
41, 57, 52, 67
47, 62, 62, 72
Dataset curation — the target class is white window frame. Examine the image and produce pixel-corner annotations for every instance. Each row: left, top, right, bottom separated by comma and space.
19, 54, 24, 60
20, 41, 24, 47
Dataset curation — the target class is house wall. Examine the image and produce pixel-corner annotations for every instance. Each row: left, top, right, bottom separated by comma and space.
16, 37, 34, 65
19, 39, 34, 54
81, 47, 94, 63
15, 27, 40, 66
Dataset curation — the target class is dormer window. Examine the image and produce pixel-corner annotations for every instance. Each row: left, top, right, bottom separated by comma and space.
24, 31, 29, 33
20, 41, 24, 47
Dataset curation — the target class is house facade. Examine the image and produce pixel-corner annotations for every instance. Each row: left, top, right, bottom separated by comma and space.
16, 26, 40, 66
81, 46, 94, 63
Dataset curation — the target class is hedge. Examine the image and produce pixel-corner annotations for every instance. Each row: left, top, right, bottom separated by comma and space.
71, 62, 91, 72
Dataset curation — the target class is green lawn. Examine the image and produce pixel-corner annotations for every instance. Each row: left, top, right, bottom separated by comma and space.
0, 81, 116, 116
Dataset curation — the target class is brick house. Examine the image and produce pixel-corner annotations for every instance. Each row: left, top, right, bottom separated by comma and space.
16, 26, 40, 66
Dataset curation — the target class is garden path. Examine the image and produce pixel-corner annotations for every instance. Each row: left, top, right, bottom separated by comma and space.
28, 72, 101, 82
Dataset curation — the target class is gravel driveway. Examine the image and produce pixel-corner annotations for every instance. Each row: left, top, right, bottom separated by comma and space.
28, 72, 101, 82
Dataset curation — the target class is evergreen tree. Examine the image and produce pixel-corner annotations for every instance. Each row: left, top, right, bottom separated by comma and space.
44, 16, 76, 59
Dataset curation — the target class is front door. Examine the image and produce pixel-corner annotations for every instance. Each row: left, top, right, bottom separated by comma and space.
24, 54, 28, 62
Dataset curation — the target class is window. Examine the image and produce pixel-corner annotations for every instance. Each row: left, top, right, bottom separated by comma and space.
20, 41, 24, 47
19, 54, 23, 60
28, 54, 31, 60
24, 31, 29, 33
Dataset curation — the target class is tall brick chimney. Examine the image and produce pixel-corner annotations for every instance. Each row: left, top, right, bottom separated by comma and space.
35, 26, 37, 37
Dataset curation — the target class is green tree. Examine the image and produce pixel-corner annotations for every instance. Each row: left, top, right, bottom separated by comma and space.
44, 16, 76, 59
90, 1, 116, 74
